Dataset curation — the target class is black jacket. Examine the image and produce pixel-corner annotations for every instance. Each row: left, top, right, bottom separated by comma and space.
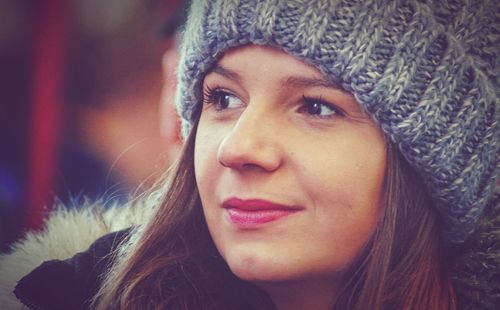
14, 229, 131, 310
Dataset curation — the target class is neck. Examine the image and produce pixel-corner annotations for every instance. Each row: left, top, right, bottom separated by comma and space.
257, 277, 342, 310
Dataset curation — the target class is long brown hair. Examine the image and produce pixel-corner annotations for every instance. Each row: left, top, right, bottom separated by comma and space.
335, 143, 456, 309
94, 118, 456, 309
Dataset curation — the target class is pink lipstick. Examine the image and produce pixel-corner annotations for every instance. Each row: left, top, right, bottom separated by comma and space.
222, 198, 299, 228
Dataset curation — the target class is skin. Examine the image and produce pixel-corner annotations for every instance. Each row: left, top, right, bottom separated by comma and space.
194, 45, 387, 310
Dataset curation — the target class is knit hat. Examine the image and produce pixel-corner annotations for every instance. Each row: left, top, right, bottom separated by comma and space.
175, 0, 499, 243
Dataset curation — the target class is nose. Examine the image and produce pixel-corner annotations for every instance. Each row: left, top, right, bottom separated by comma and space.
217, 106, 282, 172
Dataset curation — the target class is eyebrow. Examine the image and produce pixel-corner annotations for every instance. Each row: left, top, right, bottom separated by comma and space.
210, 65, 243, 83
209, 64, 342, 91
281, 76, 341, 90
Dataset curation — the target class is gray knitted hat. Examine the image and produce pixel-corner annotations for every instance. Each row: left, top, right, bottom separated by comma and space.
175, 0, 499, 243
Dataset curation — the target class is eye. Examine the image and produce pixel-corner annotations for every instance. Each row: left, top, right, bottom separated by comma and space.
298, 96, 344, 118
203, 86, 243, 111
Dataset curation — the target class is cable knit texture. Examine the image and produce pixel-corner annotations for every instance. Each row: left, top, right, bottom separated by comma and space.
175, 0, 499, 243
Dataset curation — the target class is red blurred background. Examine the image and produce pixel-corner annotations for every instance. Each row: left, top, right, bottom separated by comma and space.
0, 0, 186, 252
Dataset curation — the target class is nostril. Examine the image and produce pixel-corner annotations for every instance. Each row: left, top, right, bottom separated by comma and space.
218, 154, 259, 170
241, 163, 261, 170
218, 155, 231, 168
217, 145, 279, 171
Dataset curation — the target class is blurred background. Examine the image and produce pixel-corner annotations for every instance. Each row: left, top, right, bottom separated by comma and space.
0, 0, 187, 252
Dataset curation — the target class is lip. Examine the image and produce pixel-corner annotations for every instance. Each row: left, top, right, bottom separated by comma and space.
222, 198, 300, 228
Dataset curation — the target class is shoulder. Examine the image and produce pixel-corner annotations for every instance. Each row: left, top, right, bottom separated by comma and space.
0, 196, 156, 309
14, 229, 131, 310
452, 191, 500, 309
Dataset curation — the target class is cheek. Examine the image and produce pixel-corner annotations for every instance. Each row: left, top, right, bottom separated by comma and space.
297, 139, 386, 209
293, 137, 386, 260
194, 119, 232, 261
194, 116, 230, 232
194, 121, 219, 201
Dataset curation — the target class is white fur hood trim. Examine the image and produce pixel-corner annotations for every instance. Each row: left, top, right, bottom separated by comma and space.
0, 197, 155, 310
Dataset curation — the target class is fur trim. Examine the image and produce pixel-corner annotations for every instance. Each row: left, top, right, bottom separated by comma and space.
0, 196, 155, 309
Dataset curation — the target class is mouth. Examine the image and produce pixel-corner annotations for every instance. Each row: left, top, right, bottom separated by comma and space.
222, 197, 301, 228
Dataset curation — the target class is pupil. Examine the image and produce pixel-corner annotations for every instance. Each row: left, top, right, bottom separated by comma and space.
218, 93, 230, 108
309, 102, 321, 114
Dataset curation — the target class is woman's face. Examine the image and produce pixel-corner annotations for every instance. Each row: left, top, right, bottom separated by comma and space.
194, 45, 386, 289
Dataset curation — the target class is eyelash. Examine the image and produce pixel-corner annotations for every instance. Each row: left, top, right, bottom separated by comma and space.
299, 95, 345, 119
202, 85, 345, 119
202, 85, 239, 111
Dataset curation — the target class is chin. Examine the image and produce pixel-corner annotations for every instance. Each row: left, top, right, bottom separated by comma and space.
225, 252, 297, 283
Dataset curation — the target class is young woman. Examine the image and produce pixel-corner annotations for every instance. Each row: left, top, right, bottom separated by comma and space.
3, 0, 499, 309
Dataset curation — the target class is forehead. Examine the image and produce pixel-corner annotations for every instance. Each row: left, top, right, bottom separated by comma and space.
204, 45, 357, 98
203, 45, 359, 107
210, 45, 325, 80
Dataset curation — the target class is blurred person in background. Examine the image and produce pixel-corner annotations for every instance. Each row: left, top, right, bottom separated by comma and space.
51, 0, 184, 207
0, 0, 184, 251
